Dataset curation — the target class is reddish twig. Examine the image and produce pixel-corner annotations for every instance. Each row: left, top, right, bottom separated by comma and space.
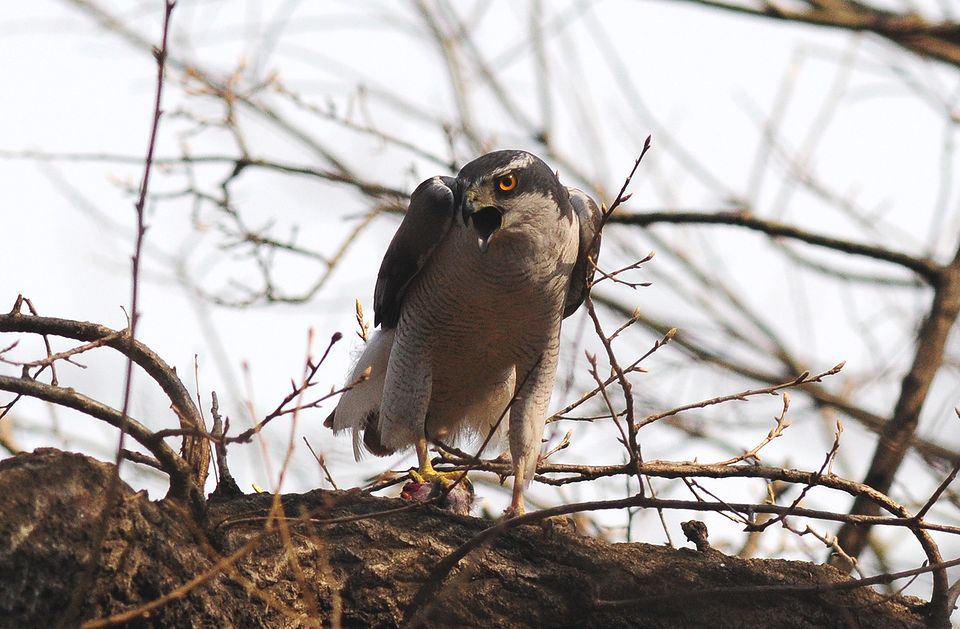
224, 332, 342, 444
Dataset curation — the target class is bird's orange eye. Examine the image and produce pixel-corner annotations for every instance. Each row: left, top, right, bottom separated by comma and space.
497, 173, 518, 192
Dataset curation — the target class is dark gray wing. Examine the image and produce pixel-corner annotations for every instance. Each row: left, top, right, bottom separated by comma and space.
374, 176, 458, 329
563, 187, 603, 318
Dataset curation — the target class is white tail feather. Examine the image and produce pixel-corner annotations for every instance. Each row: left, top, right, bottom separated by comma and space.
331, 329, 394, 461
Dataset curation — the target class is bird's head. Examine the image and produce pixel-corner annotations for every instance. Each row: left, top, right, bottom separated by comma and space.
456, 150, 570, 253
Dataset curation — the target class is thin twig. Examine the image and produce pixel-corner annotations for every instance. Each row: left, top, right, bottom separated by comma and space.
639, 363, 845, 428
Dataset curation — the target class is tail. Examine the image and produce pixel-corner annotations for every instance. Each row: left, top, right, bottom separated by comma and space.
326, 328, 396, 460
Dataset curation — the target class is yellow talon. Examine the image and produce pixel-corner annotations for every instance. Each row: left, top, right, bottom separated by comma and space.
407, 463, 463, 487
409, 436, 468, 487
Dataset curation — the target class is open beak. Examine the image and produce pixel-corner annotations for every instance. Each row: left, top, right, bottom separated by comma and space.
462, 199, 503, 253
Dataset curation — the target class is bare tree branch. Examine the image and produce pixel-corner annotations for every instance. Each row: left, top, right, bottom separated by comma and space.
835, 244, 960, 563
673, 0, 960, 68
611, 210, 942, 283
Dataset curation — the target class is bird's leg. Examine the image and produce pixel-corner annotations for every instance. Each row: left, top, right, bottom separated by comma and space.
410, 435, 437, 482
408, 435, 461, 486
504, 346, 559, 519
506, 463, 527, 518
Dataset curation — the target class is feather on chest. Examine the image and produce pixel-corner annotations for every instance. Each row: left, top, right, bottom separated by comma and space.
397, 209, 578, 351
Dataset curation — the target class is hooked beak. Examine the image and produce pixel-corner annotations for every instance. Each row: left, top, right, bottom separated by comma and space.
462, 198, 503, 253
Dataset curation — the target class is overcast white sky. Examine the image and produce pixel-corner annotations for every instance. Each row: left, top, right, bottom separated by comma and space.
2, 0, 959, 606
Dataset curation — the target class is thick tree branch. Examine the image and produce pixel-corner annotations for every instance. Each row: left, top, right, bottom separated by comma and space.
0, 450, 931, 627
835, 245, 960, 564
0, 313, 206, 482
0, 375, 199, 509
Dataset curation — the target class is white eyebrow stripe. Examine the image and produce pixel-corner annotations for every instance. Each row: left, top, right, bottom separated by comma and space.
489, 153, 535, 177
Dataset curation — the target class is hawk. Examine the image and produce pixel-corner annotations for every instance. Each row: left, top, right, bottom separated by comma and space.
327, 150, 602, 516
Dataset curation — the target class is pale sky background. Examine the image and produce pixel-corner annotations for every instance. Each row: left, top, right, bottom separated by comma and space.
2, 0, 959, 609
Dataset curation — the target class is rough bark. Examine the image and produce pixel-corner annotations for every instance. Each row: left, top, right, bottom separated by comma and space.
1, 449, 928, 628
